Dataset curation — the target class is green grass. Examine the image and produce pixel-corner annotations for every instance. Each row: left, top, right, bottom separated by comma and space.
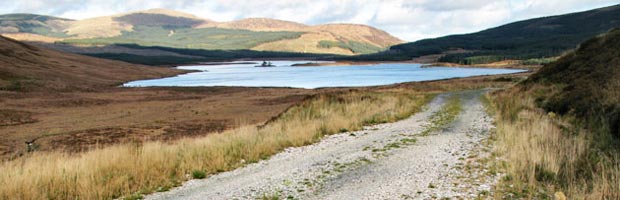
318, 40, 384, 54
0, 14, 68, 21
0, 14, 71, 38
420, 95, 462, 136
317, 40, 341, 49
82, 44, 334, 65
27, 26, 70, 38
371, 136, 418, 157
521, 57, 558, 65
63, 26, 304, 50
114, 13, 202, 28
191, 170, 206, 179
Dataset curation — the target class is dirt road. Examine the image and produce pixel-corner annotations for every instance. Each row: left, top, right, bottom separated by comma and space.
147, 90, 498, 199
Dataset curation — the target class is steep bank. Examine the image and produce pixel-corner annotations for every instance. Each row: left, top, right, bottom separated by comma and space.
488, 29, 620, 199
525, 29, 620, 137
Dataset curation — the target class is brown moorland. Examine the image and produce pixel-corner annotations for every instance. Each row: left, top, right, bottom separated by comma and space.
486, 30, 620, 199
0, 33, 530, 161
0, 32, 537, 199
0, 36, 322, 159
0, 35, 180, 91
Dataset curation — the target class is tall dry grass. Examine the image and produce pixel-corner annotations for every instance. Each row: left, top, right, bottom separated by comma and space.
0, 89, 432, 199
489, 88, 620, 199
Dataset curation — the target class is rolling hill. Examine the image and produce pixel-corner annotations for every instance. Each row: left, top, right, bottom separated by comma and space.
0, 35, 180, 91
358, 4, 620, 63
0, 14, 73, 38
0, 9, 403, 55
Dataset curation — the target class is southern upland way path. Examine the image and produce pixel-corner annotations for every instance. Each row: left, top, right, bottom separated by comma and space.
147, 90, 498, 200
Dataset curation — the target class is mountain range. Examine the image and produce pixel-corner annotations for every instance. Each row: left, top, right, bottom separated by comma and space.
0, 9, 403, 55
1, 5, 619, 65
356, 4, 620, 63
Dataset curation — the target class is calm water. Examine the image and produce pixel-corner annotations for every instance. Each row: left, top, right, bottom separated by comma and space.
124, 61, 526, 89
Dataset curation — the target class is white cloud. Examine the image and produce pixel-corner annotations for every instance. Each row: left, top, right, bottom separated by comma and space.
0, 0, 618, 41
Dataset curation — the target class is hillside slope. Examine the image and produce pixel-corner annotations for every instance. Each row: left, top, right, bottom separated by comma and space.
368, 4, 620, 63
524, 28, 620, 136
487, 29, 620, 199
200, 18, 308, 31
0, 14, 72, 37
0, 9, 403, 55
0, 35, 180, 91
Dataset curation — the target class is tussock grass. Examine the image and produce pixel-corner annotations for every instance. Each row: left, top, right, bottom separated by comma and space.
0, 89, 432, 199
489, 88, 620, 199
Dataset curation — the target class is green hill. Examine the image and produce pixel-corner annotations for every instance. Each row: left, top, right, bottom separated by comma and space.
357, 4, 620, 63
0, 13, 69, 21
62, 26, 303, 50
0, 9, 403, 55
525, 28, 620, 137
114, 13, 203, 28
0, 14, 72, 38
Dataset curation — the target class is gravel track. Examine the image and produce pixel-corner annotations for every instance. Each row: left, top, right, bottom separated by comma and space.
147, 90, 498, 200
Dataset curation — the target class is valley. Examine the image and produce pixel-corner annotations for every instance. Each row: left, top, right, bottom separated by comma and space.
0, 3, 619, 200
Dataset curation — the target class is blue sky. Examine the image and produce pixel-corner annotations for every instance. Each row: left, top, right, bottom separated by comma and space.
1, 0, 618, 41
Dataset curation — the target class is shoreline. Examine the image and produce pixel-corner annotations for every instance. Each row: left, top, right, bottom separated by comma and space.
1, 70, 530, 159
291, 60, 419, 67
290, 60, 538, 71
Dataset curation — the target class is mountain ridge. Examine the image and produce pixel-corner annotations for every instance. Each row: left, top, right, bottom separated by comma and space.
0, 9, 403, 55
356, 4, 620, 62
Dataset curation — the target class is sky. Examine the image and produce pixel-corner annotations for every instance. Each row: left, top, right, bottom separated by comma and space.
1, 0, 618, 41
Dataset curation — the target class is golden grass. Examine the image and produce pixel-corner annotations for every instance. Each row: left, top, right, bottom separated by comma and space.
0, 89, 432, 199
1, 33, 64, 43
489, 88, 620, 199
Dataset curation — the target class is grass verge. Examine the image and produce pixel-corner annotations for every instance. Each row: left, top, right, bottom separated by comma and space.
0, 89, 433, 199
488, 88, 620, 199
